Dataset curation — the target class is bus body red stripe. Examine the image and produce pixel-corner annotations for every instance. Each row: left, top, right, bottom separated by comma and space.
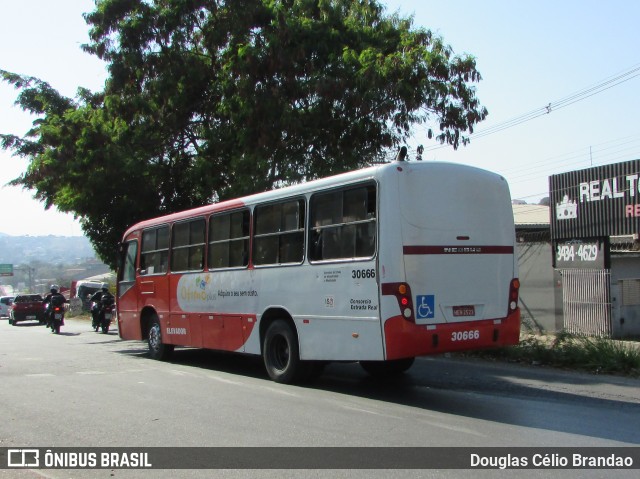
403, 245, 514, 255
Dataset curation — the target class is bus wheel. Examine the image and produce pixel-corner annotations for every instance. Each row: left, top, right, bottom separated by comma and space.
360, 357, 415, 377
148, 316, 174, 361
263, 320, 302, 384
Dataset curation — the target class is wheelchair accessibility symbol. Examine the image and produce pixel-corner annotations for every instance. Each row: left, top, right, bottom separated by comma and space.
416, 295, 435, 319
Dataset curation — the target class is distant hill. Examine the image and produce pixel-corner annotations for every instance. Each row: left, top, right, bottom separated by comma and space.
0, 234, 98, 265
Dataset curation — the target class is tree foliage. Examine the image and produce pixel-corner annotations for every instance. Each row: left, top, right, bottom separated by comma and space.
1, 0, 488, 269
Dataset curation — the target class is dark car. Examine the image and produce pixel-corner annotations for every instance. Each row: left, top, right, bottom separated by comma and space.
10, 294, 45, 325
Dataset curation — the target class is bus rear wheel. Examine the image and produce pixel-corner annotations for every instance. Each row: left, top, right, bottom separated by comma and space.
148, 316, 174, 361
263, 319, 304, 384
360, 357, 415, 377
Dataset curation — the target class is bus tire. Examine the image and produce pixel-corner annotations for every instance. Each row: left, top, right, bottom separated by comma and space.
263, 319, 303, 384
360, 357, 415, 377
148, 316, 174, 361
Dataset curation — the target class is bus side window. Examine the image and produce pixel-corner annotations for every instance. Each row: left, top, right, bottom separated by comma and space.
209, 209, 250, 269
119, 241, 138, 281
309, 184, 376, 262
253, 199, 305, 266
171, 218, 205, 272
141, 226, 170, 274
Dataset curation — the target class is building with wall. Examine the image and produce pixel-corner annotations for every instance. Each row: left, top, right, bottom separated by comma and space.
512, 204, 556, 334
550, 159, 640, 339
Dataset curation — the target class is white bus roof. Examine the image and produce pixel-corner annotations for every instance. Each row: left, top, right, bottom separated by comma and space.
123, 161, 504, 238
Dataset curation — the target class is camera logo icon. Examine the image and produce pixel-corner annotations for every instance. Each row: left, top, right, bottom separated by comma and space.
7, 449, 39, 468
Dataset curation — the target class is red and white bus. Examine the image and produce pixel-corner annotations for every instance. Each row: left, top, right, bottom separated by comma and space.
117, 159, 520, 383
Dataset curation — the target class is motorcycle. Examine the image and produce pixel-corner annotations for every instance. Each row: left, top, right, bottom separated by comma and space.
46, 295, 66, 334
93, 294, 115, 334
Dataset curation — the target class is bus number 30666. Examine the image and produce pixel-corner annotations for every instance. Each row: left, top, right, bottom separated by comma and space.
451, 330, 480, 341
352, 269, 376, 279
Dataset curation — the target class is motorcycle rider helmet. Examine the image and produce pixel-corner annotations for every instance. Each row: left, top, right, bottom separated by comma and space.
101, 283, 109, 292
50, 284, 59, 293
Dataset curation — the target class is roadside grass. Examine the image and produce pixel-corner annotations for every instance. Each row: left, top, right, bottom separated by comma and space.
468, 331, 640, 377
66, 309, 91, 320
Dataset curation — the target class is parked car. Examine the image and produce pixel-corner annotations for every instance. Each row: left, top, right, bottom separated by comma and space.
0, 296, 15, 318
10, 294, 45, 325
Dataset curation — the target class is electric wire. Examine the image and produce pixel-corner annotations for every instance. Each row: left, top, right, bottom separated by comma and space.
419, 63, 640, 151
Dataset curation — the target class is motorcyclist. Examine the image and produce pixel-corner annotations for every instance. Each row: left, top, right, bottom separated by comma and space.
43, 284, 66, 326
90, 283, 114, 328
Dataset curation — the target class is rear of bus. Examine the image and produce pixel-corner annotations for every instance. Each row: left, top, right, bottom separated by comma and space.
379, 161, 520, 360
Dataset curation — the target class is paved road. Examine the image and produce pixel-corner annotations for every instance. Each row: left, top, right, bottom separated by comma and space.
1, 317, 639, 479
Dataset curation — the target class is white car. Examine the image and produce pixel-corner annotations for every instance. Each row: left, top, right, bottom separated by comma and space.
0, 296, 15, 318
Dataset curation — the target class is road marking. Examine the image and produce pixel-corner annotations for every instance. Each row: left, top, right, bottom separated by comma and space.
168, 369, 198, 377
260, 386, 300, 398
207, 375, 244, 386
26, 373, 55, 377
340, 405, 389, 417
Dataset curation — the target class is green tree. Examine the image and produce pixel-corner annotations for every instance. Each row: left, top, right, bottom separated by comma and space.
2, 0, 488, 269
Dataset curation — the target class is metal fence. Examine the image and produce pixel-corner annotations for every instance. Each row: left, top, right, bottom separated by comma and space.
560, 268, 612, 337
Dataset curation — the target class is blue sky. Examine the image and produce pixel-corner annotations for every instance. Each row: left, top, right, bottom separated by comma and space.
384, 0, 640, 202
1, 0, 639, 235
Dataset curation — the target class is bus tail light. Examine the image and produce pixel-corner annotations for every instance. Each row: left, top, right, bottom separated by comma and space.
508, 278, 520, 313
382, 283, 415, 322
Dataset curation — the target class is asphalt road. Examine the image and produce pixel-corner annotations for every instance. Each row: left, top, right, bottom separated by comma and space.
1, 317, 639, 479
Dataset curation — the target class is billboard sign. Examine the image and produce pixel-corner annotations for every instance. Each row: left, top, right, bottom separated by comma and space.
550, 159, 640, 240
554, 238, 608, 269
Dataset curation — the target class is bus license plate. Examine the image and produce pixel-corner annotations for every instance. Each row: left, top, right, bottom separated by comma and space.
27, 315, 35, 320
453, 306, 475, 317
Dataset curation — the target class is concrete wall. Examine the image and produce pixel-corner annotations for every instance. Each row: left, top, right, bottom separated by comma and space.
610, 254, 640, 338
516, 237, 640, 338
516, 242, 557, 333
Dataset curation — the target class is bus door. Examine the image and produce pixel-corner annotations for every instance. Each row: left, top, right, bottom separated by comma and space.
138, 225, 171, 320
118, 240, 141, 339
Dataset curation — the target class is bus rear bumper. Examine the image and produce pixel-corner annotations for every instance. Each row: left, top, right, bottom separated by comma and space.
383, 309, 521, 360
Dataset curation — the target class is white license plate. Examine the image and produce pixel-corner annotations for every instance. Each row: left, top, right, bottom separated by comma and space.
452, 306, 475, 317
104, 314, 112, 320
54, 313, 62, 320
27, 315, 36, 320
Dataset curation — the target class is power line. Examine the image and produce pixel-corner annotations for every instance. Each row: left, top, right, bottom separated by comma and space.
508, 138, 640, 183
421, 63, 640, 151
499, 134, 640, 175
479, 134, 640, 202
